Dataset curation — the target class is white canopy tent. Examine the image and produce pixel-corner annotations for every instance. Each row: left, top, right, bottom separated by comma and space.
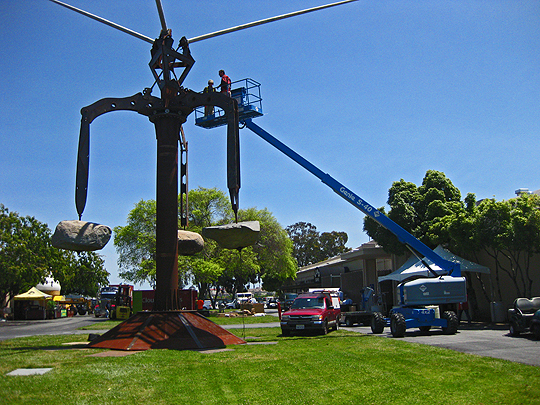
378, 245, 490, 283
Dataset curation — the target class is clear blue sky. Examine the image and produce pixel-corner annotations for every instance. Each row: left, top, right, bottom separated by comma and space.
1, 1, 539, 287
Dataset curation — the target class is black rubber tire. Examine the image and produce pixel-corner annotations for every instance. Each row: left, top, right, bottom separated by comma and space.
371, 312, 385, 334
509, 321, 521, 337
441, 311, 459, 335
322, 320, 329, 335
531, 323, 540, 340
346, 317, 354, 327
390, 312, 406, 338
419, 326, 431, 332
281, 328, 290, 337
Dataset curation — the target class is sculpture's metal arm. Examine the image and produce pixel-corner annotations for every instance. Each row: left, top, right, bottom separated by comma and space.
76, 93, 162, 219
176, 90, 240, 220
75, 90, 239, 221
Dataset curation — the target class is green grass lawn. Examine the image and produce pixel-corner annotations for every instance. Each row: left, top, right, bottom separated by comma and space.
1, 327, 539, 405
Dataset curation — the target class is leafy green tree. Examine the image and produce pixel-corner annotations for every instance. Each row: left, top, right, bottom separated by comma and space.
60, 252, 109, 296
363, 170, 540, 304
364, 170, 463, 255
114, 188, 296, 297
285, 222, 320, 267
0, 204, 109, 301
0, 205, 49, 300
239, 207, 297, 292
187, 187, 233, 229
114, 199, 157, 285
320, 231, 350, 261
286, 222, 350, 267
474, 194, 540, 299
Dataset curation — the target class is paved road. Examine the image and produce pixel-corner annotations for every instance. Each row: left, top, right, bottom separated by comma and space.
0, 316, 109, 341
2, 315, 539, 367
342, 322, 540, 367
226, 321, 540, 367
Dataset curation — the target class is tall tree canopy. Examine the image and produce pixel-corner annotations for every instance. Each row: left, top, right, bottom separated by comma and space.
0, 204, 109, 301
240, 207, 297, 292
114, 187, 296, 296
114, 199, 157, 285
473, 194, 540, 299
286, 222, 350, 267
363, 171, 540, 301
364, 170, 463, 255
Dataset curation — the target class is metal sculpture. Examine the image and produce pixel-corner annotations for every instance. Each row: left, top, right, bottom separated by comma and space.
50, 0, 358, 312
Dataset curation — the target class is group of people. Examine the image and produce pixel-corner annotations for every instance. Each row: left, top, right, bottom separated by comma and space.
203, 69, 231, 116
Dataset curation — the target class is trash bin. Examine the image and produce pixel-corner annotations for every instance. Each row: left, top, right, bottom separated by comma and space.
490, 301, 506, 323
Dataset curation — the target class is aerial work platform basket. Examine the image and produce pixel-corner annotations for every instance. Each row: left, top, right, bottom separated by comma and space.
195, 78, 263, 128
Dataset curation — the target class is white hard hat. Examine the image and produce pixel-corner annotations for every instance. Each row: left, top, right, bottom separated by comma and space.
208, 79, 214, 85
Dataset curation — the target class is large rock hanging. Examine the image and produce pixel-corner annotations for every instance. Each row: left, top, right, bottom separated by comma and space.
52, 220, 111, 251
178, 230, 204, 255
202, 221, 260, 249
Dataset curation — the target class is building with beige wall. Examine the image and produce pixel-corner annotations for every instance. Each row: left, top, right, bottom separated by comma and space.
283, 239, 540, 322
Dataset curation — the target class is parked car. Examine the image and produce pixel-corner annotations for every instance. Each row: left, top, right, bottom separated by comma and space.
280, 293, 297, 311
235, 292, 253, 308
202, 300, 214, 310
225, 301, 236, 309
280, 292, 341, 336
267, 298, 279, 309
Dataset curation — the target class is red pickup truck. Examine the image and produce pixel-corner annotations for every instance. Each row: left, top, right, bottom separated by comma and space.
280, 292, 341, 336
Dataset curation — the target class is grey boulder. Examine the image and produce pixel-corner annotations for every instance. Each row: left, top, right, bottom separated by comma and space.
52, 220, 111, 251
202, 221, 260, 249
178, 230, 204, 255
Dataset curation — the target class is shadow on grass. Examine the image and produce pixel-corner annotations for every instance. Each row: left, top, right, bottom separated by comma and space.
278, 331, 372, 341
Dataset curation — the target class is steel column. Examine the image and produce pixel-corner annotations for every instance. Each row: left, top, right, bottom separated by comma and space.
151, 112, 184, 311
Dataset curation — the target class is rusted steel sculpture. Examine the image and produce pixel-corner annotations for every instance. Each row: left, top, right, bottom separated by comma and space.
50, 0, 357, 349
75, 32, 240, 311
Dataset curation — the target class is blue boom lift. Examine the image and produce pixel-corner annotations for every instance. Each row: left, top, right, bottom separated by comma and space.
195, 79, 466, 337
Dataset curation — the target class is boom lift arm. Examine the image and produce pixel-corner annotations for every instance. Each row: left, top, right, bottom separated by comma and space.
242, 118, 461, 278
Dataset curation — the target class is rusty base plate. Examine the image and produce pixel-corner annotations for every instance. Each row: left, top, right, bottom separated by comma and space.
87, 311, 246, 351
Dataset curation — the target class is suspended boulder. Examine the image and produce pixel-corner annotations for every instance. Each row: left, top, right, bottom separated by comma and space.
52, 220, 111, 251
178, 230, 204, 255
202, 221, 260, 249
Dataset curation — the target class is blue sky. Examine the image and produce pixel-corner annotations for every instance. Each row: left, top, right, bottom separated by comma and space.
1, 1, 539, 288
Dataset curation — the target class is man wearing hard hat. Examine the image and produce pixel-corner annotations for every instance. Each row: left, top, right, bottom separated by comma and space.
203, 79, 215, 116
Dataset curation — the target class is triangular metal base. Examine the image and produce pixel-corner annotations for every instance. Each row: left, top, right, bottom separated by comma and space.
87, 311, 246, 351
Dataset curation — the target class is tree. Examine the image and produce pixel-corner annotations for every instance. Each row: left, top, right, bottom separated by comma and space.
113, 188, 296, 296
239, 207, 297, 292
286, 222, 350, 267
0, 205, 50, 300
114, 199, 157, 286
187, 187, 233, 229
59, 252, 110, 297
474, 194, 540, 299
0, 204, 109, 301
363, 170, 540, 306
364, 170, 463, 255
285, 222, 319, 267
320, 231, 350, 261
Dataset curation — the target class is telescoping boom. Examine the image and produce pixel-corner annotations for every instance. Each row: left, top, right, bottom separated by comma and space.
242, 118, 461, 278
